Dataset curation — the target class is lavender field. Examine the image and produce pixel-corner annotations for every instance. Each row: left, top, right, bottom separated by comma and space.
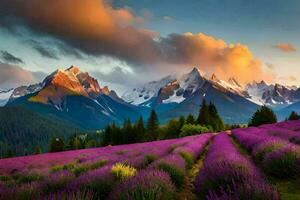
1, 121, 300, 200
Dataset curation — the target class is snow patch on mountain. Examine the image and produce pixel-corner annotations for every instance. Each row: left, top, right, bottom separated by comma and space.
122, 75, 176, 105
0, 89, 14, 106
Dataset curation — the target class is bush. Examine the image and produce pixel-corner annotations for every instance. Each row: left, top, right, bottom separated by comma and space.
110, 170, 176, 200
180, 124, 211, 137
111, 163, 137, 181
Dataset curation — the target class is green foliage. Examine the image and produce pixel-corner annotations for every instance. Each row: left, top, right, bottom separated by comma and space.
34, 146, 42, 154
50, 137, 65, 152
208, 102, 224, 131
186, 114, 195, 124
0, 106, 80, 158
179, 124, 211, 137
101, 101, 224, 147
197, 100, 224, 132
249, 105, 277, 126
288, 111, 300, 121
263, 151, 300, 178
147, 109, 159, 140
135, 116, 145, 141
156, 162, 185, 188
111, 163, 137, 181
165, 118, 184, 139
179, 151, 194, 169
12, 173, 42, 184
143, 154, 157, 166
197, 99, 210, 125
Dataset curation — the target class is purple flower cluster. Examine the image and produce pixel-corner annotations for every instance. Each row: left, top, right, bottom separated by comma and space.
259, 123, 300, 144
232, 126, 300, 178
109, 170, 176, 200
195, 133, 279, 199
174, 133, 212, 160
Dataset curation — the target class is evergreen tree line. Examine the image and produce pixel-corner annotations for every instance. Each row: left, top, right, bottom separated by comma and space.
49, 133, 102, 153
101, 100, 225, 145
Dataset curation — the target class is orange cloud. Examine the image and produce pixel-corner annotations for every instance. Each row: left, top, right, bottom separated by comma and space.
274, 43, 296, 52
161, 33, 274, 83
0, 0, 273, 84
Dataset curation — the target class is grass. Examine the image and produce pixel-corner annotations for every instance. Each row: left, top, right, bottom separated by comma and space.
177, 140, 211, 200
269, 178, 300, 200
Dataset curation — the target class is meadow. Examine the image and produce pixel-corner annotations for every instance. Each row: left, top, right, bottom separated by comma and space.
1, 120, 300, 200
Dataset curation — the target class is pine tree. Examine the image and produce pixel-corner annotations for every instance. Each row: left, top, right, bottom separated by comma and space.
103, 124, 112, 145
110, 122, 122, 145
288, 111, 300, 121
123, 118, 134, 143
249, 105, 277, 127
135, 116, 145, 141
147, 109, 159, 140
186, 114, 195, 124
178, 116, 185, 127
166, 119, 181, 139
208, 102, 224, 131
197, 99, 210, 125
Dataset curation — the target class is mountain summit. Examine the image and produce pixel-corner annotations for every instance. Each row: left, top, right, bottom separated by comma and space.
123, 68, 258, 124
6, 66, 141, 129
29, 66, 104, 105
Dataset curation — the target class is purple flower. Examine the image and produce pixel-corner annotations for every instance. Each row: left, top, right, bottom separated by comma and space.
109, 169, 176, 200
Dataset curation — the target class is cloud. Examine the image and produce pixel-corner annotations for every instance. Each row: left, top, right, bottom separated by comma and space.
0, 62, 43, 89
266, 63, 274, 70
92, 66, 143, 86
274, 43, 296, 52
0, 0, 273, 84
24, 39, 84, 59
163, 16, 173, 21
25, 39, 58, 59
289, 76, 297, 82
0, 51, 24, 64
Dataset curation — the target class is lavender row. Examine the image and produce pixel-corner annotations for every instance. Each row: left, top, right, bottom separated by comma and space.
195, 133, 279, 200
259, 123, 300, 145
146, 133, 212, 188
232, 127, 300, 178
0, 134, 212, 199
0, 135, 195, 176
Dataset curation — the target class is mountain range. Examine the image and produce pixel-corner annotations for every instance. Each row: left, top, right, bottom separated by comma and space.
1, 66, 299, 129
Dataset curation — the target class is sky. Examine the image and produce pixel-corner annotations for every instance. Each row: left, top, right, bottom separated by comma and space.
0, 0, 299, 94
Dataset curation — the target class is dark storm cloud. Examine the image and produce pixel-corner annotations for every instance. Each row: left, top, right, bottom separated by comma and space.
0, 51, 24, 64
